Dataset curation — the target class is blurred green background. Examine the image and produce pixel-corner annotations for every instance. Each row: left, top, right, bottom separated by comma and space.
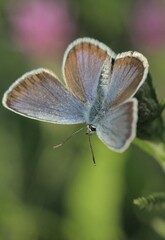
1, 0, 165, 239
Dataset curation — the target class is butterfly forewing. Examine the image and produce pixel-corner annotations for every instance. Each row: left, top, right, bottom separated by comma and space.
63, 38, 115, 103
105, 52, 149, 108
3, 68, 86, 124
96, 99, 137, 152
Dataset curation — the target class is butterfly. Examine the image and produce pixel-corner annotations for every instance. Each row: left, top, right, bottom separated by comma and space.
2, 37, 149, 154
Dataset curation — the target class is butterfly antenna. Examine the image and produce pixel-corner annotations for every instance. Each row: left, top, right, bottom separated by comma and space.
53, 126, 84, 149
88, 135, 96, 166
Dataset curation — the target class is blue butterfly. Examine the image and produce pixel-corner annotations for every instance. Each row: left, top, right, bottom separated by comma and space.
2, 38, 149, 153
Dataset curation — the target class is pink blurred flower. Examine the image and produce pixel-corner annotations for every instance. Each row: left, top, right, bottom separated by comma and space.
9, 0, 76, 59
130, 0, 165, 50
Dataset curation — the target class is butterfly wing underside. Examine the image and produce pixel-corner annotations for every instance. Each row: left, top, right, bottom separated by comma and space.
2, 68, 86, 124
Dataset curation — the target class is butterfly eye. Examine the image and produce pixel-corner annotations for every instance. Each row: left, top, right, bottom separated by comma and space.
86, 124, 96, 135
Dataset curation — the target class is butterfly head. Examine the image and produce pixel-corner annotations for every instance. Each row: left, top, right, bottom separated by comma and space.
86, 124, 96, 135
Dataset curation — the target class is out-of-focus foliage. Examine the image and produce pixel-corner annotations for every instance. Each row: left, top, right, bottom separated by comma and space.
0, 0, 165, 239
134, 192, 165, 210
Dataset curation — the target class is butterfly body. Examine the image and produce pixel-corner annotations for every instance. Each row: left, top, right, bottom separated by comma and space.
2, 38, 149, 152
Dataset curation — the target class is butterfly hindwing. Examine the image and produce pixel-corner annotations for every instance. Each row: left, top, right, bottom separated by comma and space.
96, 99, 138, 152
